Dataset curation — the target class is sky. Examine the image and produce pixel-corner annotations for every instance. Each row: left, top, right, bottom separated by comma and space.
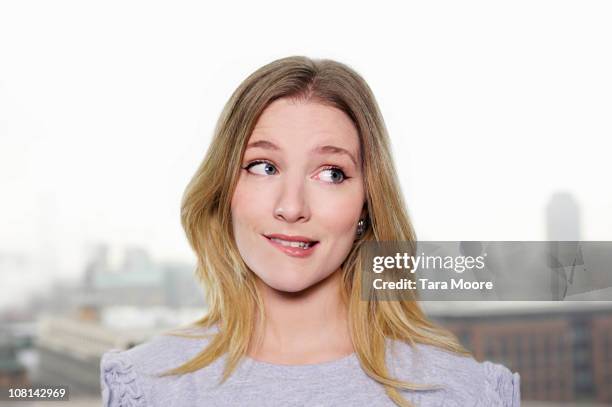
1, 1, 611, 308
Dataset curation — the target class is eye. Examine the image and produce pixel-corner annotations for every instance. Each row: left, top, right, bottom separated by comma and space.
243, 160, 277, 175
318, 166, 348, 184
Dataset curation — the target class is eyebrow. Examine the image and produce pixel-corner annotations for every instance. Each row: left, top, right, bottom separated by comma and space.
245, 140, 358, 167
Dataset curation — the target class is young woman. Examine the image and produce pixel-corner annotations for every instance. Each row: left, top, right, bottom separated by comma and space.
100, 56, 520, 406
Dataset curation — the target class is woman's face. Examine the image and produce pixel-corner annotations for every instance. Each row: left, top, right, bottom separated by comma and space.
231, 98, 365, 293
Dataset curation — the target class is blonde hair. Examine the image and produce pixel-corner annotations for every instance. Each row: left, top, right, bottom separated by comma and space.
159, 56, 471, 407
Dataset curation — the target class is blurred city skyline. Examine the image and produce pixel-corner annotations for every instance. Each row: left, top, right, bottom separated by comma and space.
2, 190, 611, 405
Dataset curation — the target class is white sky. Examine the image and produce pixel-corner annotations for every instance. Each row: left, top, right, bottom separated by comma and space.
1, 1, 611, 305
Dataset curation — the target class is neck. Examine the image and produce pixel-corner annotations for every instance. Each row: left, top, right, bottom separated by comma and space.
248, 270, 354, 364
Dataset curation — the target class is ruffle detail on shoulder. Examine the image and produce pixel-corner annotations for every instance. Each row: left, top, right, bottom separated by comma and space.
478, 361, 521, 407
100, 350, 148, 407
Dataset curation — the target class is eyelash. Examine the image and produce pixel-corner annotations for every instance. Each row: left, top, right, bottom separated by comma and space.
242, 160, 350, 184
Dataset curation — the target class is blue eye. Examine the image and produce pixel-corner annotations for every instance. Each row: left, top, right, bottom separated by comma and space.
243, 160, 277, 175
319, 166, 347, 184
242, 160, 349, 184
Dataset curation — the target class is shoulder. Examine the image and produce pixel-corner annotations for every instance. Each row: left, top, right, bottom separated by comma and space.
387, 340, 521, 406
100, 324, 218, 407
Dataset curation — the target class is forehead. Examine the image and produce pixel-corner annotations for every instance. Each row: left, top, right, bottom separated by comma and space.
249, 98, 360, 155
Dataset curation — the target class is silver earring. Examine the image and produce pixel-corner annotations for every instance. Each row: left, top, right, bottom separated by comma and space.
356, 218, 366, 236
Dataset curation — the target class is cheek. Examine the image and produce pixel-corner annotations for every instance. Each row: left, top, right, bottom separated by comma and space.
230, 179, 251, 237
231, 176, 259, 218
315, 188, 364, 235
230, 183, 258, 266
231, 176, 270, 239
230, 175, 248, 211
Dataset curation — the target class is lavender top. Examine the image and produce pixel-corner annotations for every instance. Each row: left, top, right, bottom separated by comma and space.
100, 325, 520, 406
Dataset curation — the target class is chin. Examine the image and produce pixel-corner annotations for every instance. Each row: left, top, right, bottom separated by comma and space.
269, 279, 313, 293
258, 273, 316, 294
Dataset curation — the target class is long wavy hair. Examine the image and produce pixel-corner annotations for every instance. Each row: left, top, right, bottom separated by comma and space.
158, 56, 471, 407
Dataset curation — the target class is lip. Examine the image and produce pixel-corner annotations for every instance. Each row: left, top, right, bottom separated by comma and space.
264, 233, 318, 243
262, 234, 320, 258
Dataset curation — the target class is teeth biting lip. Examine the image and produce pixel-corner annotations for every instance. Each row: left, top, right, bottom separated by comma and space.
262, 234, 319, 247
263, 234, 320, 257
263, 234, 319, 244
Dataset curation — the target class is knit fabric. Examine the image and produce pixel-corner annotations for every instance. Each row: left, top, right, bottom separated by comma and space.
100, 326, 520, 406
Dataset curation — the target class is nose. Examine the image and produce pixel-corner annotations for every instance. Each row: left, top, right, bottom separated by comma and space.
274, 173, 311, 223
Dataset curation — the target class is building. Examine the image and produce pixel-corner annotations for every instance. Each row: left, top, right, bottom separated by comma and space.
0, 329, 28, 388
423, 301, 612, 403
